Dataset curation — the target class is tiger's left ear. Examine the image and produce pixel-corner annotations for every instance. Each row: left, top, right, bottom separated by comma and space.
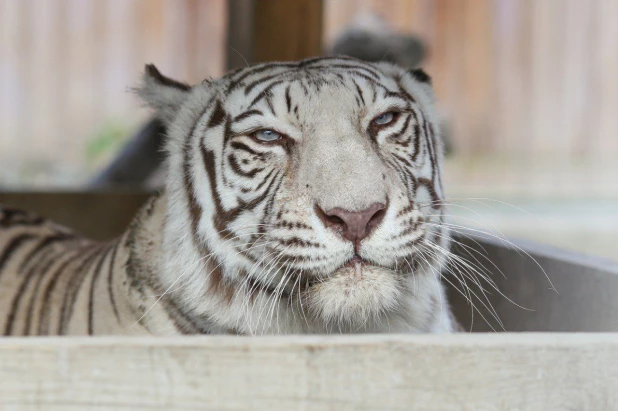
408, 68, 431, 85
135, 64, 192, 125
405, 67, 435, 104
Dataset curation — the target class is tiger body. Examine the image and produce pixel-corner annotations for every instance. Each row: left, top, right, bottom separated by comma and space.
0, 57, 457, 336
0, 205, 166, 335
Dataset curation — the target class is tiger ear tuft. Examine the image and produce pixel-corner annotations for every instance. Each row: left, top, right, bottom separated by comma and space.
408, 68, 431, 84
134, 64, 192, 125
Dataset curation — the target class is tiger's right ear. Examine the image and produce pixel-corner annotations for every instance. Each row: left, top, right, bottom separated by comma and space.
135, 64, 192, 125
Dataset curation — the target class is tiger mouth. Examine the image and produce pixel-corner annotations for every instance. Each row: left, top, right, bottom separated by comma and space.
342, 255, 367, 269
246, 253, 395, 296
332, 254, 393, 276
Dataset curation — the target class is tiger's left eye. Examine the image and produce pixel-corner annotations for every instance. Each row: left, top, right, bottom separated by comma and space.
373, 112, 396, 126
253, 129, 282, 142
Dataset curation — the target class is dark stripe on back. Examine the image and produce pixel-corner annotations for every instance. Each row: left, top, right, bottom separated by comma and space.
106, 242, 121, 323
4, 247, 56, 335
58, 245, 104, 334
37, 244, 97, 335
0, 234, 37, 273
17, 233, 75, 272
0, 208, 27, 221
88, 244, 113, 335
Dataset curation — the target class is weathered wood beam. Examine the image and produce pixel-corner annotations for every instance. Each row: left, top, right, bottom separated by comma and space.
226, 0, 323, 69
1, 334, 617, 410
0, 191, 151, 241
449, 230, 618, 332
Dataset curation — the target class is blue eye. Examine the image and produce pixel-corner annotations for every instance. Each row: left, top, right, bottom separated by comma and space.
374, 112, 395, 126
253, 129, 282, 142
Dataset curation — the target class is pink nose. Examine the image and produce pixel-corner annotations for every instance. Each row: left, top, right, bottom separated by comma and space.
316, 202, 387, 247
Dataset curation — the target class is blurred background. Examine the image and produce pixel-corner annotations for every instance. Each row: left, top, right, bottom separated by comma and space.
0, 0, 616, 260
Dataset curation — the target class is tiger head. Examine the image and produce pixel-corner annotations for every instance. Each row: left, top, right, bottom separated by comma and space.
137, 57, 452, 334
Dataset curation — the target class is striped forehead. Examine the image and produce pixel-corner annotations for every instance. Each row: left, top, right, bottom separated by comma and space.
223, 57, 394, 88
222, 59, 406, 118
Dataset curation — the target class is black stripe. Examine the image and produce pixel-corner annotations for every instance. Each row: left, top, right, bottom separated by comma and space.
0, 208, 43, 227
409, 68, 431, 84
58, 245, 103, 334
233, 109, 263, 123
145, 64, 191, 91
424, 120, 437, 182
0, 216, 45, 228
312, 64, 381, 80
264, 91, 276, 116
227, 154, 265, 178
300, 55, 361, 66
387, 114, 412, 145
244, 73, 289, 95
88, 244, 113, 335
4, 247, 56, 335
17, 233, 75, 272
0, 208, 27, 221
384, 90, 408, 101
207, 101, 226, 128
254, 168, 276, 191
393, 153, 414, 168
37, 245, 97, 335
285, 85, 292, 112
227, 63, 296, 90
107, 241, 121, 323
352, 80, 365, 106
248, 80, 284, 110
230, 141, 266, 157
411, 109, 423, 163
0, 234, 37, 273
395, 77, 417, 103
22, 247, 63, 335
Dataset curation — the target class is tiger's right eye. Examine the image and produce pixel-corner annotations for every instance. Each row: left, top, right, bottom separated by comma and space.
373, 112, 396, 126
252, 129, 283, 142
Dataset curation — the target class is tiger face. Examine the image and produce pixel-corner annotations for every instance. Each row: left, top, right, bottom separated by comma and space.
138, 57, 451, 334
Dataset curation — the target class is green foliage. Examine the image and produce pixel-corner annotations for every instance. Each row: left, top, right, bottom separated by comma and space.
86, 120, 130, 165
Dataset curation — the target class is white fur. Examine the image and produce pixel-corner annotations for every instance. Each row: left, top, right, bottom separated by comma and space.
135, 58, 456, 335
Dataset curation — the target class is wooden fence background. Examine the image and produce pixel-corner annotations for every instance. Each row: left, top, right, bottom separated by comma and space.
326, 0, 618, 159
0, 0, 227, 186
0, 0, 617, 190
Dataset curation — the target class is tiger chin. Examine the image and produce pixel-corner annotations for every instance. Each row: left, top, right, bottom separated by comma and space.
0, 56, 460, 336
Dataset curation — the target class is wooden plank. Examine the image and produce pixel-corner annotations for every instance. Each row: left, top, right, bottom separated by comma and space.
449, 230, 618, 332
1, 334, 617, 410
252, 0, 323, 63
226, 0, 323, 68
0, 191, 150, 241
225, 0, 254, 69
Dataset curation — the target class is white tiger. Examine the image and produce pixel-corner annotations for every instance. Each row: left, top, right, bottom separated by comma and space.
0, 57, 459, 335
